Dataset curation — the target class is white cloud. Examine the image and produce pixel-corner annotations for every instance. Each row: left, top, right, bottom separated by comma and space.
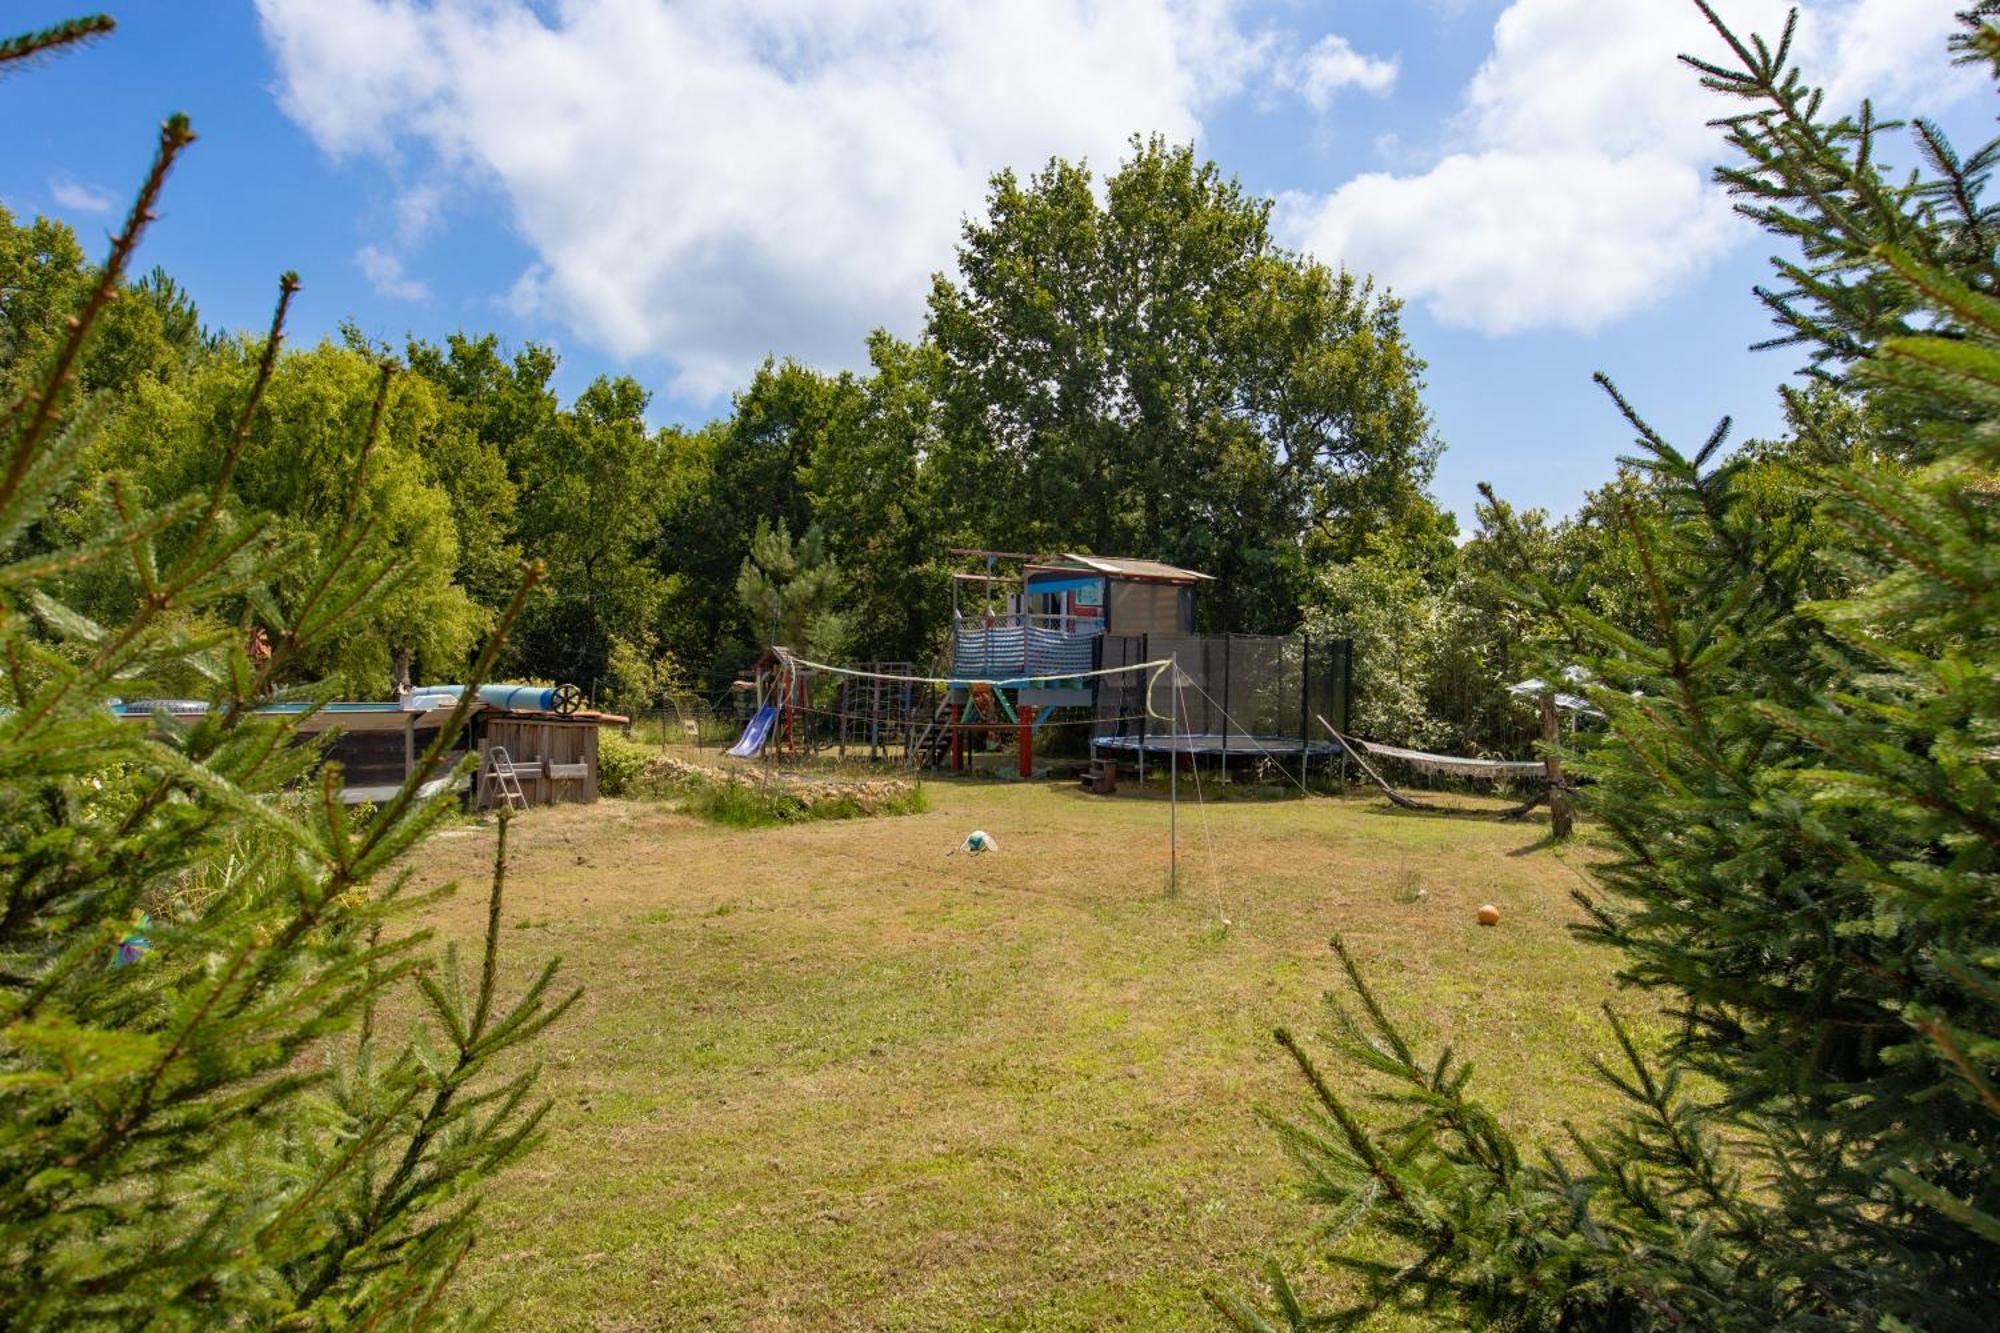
1280, 151, 1740, 336
258, 0, 1977, 367
49, 176, 115, 215
355, 244, 430, 301
256, 0, 1289, 398
392, 181, 449, 245
1818, 0, 1982, 114
1279, 34, 1397, 109
1278, 0, 1980, 336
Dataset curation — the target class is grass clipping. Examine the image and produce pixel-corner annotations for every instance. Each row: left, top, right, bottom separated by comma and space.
637, 755, 927, 828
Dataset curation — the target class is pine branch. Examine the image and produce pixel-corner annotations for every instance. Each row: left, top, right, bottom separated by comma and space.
1, 114, 195, 511
0, 15, 114, 70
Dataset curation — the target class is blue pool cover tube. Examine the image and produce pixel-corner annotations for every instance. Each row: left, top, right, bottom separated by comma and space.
414, 684, 569, 712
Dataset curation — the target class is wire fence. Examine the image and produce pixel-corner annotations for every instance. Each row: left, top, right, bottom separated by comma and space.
622, 696, 746, 750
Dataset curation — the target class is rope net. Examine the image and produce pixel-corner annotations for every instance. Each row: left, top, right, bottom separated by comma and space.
770, 647, 1180, 723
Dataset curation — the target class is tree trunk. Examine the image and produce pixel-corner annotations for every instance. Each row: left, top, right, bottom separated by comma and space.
1540, 691, 1572, 839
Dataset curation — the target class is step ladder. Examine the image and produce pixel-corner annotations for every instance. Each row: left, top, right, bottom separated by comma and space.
483, 745, 530, 811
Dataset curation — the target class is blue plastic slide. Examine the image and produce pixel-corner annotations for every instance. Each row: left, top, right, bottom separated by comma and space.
728, 705, 778, 758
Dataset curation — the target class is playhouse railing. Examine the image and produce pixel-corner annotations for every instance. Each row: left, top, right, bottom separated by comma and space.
953, 612, 1103, 634
949, 613, 1102, 680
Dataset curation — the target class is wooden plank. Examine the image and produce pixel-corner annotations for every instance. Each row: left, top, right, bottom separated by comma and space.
540, 722, 553, 805
474, 735, 492, 811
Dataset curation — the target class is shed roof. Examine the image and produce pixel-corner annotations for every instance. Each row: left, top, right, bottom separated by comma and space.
1029, 553, 1213, 584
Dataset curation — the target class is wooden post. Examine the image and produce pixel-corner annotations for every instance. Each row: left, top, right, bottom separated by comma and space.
540, 721, 553, 806
763, 667, 776, 788
1540, 691, 1573, 838
1018, 704, 1035, 778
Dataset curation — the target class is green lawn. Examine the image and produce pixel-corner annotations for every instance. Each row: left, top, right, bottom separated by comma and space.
407, 769, 1630, 1330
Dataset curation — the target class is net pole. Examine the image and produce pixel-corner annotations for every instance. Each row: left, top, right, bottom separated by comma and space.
1300, 633, 1311, 775
1220, 633, 1231, 783
1169, 653, 1179, 897
763, 661, 778, 789
1138, 633, 1149, 783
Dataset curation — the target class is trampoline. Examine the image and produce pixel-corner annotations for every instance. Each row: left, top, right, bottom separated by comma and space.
1089, 631, 1351, 775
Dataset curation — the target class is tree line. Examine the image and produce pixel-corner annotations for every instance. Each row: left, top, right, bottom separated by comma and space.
7, 136, 1477, 722
13, 124, 1833, 756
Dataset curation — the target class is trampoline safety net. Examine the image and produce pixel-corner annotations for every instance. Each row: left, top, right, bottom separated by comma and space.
1092, 633, 1352, 756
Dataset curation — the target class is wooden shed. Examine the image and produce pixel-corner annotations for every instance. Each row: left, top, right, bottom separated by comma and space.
471, 707, 626, 811
112, 688, 626, 812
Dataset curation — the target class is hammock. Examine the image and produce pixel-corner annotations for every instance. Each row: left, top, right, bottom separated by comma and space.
1317, 716, 1547, 819
1353, 740, 1545, 781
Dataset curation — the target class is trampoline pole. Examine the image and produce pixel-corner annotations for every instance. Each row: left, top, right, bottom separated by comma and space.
1138, 633, 1149, 784
1169, 654, 1178, 897
1220, 633, 1230, 784
1301, 633, 1311, 779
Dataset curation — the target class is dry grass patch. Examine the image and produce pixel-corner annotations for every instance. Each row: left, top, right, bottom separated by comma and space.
632, 753, 927, 825
404, 776, 1627, 1330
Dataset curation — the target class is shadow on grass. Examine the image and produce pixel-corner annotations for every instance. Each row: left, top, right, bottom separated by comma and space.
1505, 830, 1566, 857
1354, 798, 1551, 823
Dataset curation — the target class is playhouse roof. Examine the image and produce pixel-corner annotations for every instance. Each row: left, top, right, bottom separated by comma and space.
1031, 554, 1214, 584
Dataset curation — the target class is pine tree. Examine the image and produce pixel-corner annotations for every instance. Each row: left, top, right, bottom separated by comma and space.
735, 517, 847, 656
0, 18, 573, 1325
1218, 7, 1999, 1328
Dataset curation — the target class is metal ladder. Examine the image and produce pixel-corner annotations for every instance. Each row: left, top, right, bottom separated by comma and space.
483, 745, 530, 811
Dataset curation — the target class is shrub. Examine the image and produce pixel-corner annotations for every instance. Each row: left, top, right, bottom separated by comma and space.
596, 728, 651, 797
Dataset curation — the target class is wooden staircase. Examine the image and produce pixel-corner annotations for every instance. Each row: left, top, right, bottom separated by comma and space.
905, 692, 955, 770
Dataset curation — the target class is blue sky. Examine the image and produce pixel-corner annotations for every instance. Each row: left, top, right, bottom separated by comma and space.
0, 1, 1983, 528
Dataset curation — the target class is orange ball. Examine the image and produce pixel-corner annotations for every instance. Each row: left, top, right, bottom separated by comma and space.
1477, 903, 1501, 927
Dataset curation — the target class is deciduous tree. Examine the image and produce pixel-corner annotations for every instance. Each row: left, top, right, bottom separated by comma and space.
928, 136, 1439, 630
